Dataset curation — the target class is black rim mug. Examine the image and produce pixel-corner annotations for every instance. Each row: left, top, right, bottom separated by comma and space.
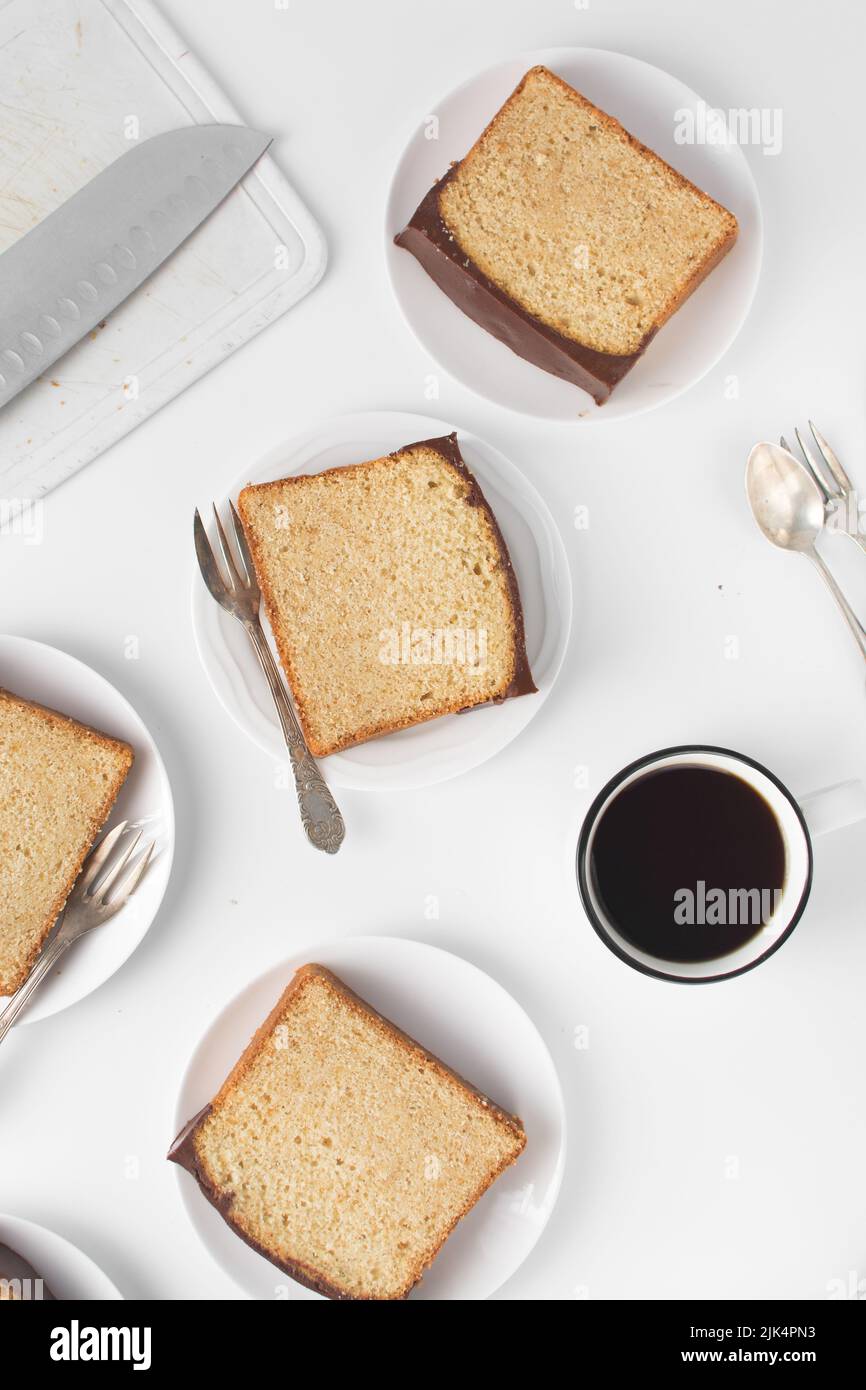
576, 745, 865, 984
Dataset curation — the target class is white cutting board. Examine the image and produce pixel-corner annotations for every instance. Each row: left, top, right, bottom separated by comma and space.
0, 0, 327, 499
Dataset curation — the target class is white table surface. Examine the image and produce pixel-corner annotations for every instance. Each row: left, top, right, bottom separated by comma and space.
1, 0, 865, 1302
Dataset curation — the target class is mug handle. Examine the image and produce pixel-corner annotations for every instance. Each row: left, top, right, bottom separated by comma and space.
799, 779, 866, 838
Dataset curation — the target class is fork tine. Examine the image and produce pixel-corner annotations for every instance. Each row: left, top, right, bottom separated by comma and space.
212, 504, 242, 592
809, 420, 853, 494
779, 434, 807, 473
104, 840, 154, 910
228, 499, 258, 594
194, 508, 233, 609
792, 428, 834, 504
78, 821, 128, 895
781, 433, 826, 499
94, 827, 142, 901
795, 428, 839, 500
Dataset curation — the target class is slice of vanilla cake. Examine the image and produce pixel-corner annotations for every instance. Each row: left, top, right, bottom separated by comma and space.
237, 434, 535, 757
0, 690, 133, 995
169, 964, 526, 1300
396, 65, 738, 403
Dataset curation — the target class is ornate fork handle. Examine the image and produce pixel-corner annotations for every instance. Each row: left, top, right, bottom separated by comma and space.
245, 622, 346, 854
0, 936, 72, 1044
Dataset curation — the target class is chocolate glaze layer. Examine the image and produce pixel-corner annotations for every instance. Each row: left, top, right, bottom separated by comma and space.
0, 1242, 55, 1300
395, 177, 646, 405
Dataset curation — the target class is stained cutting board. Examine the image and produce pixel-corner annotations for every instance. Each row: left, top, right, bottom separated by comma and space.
0, 0, 326, 499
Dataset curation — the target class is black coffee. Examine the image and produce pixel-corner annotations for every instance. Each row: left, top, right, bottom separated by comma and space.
589, 765, 786, 963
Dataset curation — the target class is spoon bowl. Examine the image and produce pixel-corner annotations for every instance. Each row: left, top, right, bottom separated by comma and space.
746, 438, 866, 664
746, 442, 825, 553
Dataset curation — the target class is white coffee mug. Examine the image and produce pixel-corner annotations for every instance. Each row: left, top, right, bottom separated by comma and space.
576, 745, 866, 983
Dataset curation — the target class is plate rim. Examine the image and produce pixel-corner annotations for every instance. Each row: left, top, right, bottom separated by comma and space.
384, 44, 764, 423
0, 1212, 124, 1300
190, 408, 573, 791
170, 933, 567, 1302
0, 632, 175, 1022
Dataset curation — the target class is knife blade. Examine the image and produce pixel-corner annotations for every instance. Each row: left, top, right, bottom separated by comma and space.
0, 125, 271, 410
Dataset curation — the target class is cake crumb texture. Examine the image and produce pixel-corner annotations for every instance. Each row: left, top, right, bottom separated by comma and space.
178, 964, 527, 1300
237, 435, 534, 757
428, 66, 737, 360
0, 689, 133, 995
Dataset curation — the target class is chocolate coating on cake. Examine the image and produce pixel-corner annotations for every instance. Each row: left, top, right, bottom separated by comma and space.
395, 177, 646, 405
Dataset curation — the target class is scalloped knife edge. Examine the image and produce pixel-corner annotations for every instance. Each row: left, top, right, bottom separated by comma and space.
0, 125, 272, 410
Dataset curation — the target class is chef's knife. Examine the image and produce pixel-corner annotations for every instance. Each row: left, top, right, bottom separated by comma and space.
0, 125, 271, 410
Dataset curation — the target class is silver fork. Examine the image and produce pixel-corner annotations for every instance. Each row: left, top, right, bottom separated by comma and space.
782, 422, 866, 555
0, 821, 154, 1043
194, 502, 345, 854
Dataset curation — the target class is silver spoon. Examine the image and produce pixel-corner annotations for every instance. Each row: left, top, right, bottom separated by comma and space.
746, 441, 866, 663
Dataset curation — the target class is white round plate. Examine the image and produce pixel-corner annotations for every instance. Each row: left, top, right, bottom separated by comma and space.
0, 635, 174, 1023
173, 935, 565, 1301
386, 47, 763, 422
191, 411, 571, 791
0, 1214, 122, 1299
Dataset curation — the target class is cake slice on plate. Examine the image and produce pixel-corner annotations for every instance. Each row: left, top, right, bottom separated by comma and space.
168, 963, 526, 1300
395, 65, 738, 403
237, 433, 535, 757
0, 689, 133, 995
